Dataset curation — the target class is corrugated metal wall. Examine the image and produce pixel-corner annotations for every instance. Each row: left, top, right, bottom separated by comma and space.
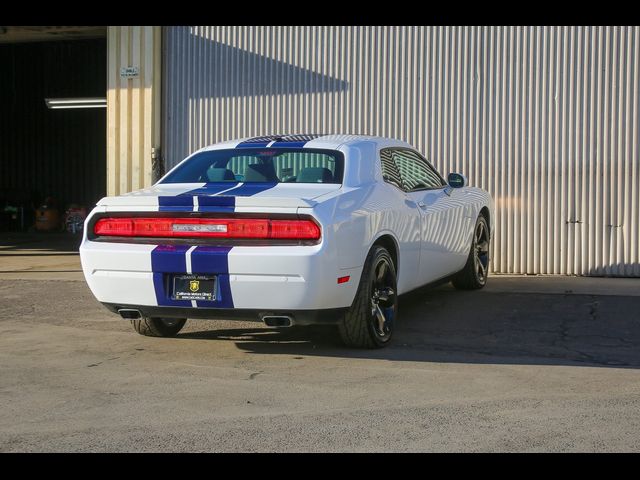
0, 39, 106, 209
162, 26, 640, 277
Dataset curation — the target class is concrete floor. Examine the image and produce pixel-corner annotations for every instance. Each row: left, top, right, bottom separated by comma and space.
0, 232, 82, 281
1, 233, 639, 452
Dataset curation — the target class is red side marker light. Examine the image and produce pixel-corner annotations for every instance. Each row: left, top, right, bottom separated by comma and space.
337, 276, 350, 284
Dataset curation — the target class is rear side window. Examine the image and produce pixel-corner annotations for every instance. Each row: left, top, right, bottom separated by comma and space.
161, 148, 344, 184
380, 148, 446, 191
380, 149, 404, 190
392, 150, 445, 190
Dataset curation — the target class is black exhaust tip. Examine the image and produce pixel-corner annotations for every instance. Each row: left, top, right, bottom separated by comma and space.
262, 315, 293, 327
118, 309, 142, 320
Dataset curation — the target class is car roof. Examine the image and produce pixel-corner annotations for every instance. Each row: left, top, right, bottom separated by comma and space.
198, 134, 413, 152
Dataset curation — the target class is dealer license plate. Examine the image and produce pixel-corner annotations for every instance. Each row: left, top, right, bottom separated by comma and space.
172, 275, 216, 301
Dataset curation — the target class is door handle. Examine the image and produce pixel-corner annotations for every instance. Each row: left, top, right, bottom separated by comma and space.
418, 201, 427, 209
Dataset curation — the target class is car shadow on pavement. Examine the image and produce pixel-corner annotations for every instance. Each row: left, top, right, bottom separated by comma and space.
178, 283, 640, 368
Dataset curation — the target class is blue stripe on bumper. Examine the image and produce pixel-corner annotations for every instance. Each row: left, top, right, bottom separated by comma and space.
150, 245, 234, 308
190, 246, 234, 308
151, 245, 192, 307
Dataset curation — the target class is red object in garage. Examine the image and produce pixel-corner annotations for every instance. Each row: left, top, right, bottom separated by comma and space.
63, 205, 88, 234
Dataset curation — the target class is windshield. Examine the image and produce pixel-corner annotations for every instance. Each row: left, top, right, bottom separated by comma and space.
161, 148, 344, 184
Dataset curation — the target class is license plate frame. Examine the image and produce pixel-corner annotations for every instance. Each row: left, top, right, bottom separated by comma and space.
171, 274, 217, 301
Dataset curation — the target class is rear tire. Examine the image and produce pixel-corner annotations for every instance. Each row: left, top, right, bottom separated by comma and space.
452, 214, 490, 290
338, 246, 398, 349
131, 317, 187, 337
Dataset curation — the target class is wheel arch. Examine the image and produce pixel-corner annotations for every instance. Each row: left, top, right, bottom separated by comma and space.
479, 206, 491, 236
370, 233, 399, 278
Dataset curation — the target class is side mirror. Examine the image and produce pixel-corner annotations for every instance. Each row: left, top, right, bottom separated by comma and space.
447, 173, 468, 188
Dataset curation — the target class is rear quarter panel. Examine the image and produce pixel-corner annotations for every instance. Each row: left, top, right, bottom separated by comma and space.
309, 141, 423, 296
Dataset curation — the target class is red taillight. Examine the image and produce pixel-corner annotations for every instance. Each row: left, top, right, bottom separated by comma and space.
94, 217, 321, 240
269, 220, 321, 239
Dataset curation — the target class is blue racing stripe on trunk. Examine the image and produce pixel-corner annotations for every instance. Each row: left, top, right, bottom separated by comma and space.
151, 245, 192, 307
158, 196, 193, 211
196, 195, 235, 207
196, 195, 235, 213
189, 246, 234, 308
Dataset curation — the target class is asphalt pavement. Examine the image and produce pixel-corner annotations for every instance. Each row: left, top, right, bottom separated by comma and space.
0, 233, 639, 452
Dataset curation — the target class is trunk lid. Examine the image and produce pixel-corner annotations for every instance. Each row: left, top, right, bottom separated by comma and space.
96, 182, 341, 209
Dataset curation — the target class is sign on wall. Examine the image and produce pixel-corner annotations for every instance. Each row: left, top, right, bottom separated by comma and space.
120, 66, 139, 79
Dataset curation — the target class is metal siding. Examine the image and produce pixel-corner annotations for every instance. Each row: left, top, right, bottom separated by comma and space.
163, 26, 640, 277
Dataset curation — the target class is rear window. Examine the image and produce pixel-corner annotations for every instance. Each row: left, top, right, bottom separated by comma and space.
161, 148, 344, 184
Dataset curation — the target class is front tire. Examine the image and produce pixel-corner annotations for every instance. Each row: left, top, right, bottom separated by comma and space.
452, 214, 490, 290
131, 317, 187, 337
338, 246, 398, 349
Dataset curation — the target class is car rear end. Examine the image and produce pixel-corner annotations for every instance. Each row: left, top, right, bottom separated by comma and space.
79, 146, 361, 326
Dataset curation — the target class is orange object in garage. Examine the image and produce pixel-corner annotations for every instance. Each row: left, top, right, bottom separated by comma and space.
34, 197, 61, 231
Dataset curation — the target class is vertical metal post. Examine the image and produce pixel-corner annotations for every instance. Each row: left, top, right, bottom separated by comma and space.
151, 146, 164, 183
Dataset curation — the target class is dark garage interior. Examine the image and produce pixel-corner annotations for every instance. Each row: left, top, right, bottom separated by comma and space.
0, 33, 106, 232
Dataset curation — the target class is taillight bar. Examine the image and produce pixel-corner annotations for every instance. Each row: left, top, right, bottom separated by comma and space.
94, 217, 321, 240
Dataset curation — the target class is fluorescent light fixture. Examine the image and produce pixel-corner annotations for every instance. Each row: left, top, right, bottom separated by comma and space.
45, 97, 107, 109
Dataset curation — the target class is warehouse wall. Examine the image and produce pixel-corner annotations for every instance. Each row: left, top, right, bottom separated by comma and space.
106, 26, 161, 196
0, 39, 106, 208
162, 26, 640, 277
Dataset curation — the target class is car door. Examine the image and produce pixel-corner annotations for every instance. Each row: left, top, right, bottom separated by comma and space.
379, 149, 424, 293
386, 148, 468, 284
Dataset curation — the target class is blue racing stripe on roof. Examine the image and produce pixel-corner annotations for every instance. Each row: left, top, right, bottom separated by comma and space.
151, 245, 192, 307
235, 134, 322, 149
236, 137, 272, 148
270, 141, 307, 148
236, 141, 270, 149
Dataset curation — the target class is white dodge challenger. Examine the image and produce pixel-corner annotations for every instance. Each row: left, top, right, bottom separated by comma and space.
80, 134, 493, 348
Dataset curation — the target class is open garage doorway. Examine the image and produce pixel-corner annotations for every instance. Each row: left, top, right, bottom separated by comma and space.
0, 26, 107, 234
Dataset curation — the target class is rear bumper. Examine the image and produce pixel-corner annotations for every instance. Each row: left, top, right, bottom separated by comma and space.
103, 303, 348, 325
80, 239, 362, 311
